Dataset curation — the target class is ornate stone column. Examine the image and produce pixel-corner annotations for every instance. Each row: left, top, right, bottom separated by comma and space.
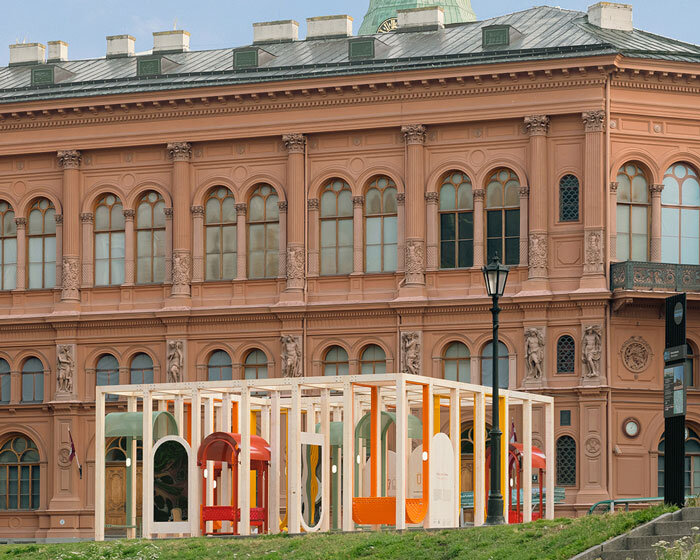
191, 206, 204, 283
282, 134, 306, 297
352, 196, 364, 275
80, 213, 94, 288
425, 192, 439, 271
650, 184, 664, 262
580, 111, 607, 290
519, 187, 530, 268
307, 199, 320, 277
473, 189, 485, 268
235, 203, 247, 280
609, 182, 619, 261
167, 142, 193, 298
402, 125, 427, 288
164, 207, 174, 284
396, 193, 406, 272
524, 115, 549, 282
57, 150, 82, 302
123, 210, 135, 285
55, 214, 63, 289
278, 201, 288, 280
14, 218, 26, 291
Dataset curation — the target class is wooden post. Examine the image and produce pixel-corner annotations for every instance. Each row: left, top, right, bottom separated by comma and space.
342, 381, 354, 531
222, 394, 232, 533
127, 397, 137, 539
142, 391, 153, 539
474, 392, 486, 527
395, 376, 407, 530
450, 388, 460, 528
321, 388, 331, 532
288, 383, 302, 533
204, 398, 214, 535
545, 402, 555, 520
94, 389, 106, 541
240, 387, 251, 535
190, 390, 202, 537
270, 392, 281, 534
424, 382, 434, 528
175, 396, 184, 437
523, 400, 533, 523
501, 395, 509, 522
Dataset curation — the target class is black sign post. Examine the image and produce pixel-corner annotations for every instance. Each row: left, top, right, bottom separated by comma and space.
664, 294, 687, 507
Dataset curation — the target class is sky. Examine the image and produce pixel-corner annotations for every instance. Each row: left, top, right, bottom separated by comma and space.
0, 0, 697, 65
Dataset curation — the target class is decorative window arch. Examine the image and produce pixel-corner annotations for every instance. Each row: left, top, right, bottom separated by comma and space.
481, 341, 509, 389
556, 435, 577, 486
21, 357, 43, 404
205, 187, 237, 281
244, 349, 268, 380
365, 176, 397, 273
442, 342, 470, 383
661, 163, 700, 264
556, 336, 576, 374
96, 354, 120, 401
27, 198, 56, 290
0, 358, 9, 404
323, 346, 349, 376
485, 169, 520, 266
106, 436, 143, 462
559, 175, 580, 222
248, 185, 279, 279
95, 194, 125, 286
439, 171, 474, 269
360, 344, 386, 375
130, 353, 154, 385
135, 191, 166, 284
0, 435, 40, 510
320, 179, 353, 276
0, 202, 17, 291
616, 163, 649, 262
208, 350, 232, 381
658, 427, 700, 496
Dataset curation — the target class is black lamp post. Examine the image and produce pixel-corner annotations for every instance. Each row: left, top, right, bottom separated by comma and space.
482, 254, 509, 525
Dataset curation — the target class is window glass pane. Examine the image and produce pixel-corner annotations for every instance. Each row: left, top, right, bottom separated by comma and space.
458, 240, 473, 268
384, 188, 397, 213
112, 232, 125, 260
383, 244, 397, 272
338, 219, 353, 246
366, 189, 381, 215
95, 233, 109, 259
681, 208, 700, 265
153, 256, 165, 283
95, 260, 109, 286
266, 223, 278, 250
28, 238, 42, 264
505, 209, 520, 237
266, 195, 279, 220
207, 227, 221, 255
457, 184, 473, 210
631, 234, 648, 261
222, 253, 236, 280
222, 226, 237, 254
505, 238, 519, 266
617, 174, 631, 202
631, 206, 648, 234
95, 206, 109, 229
486, 183, 502, 208
4, 239, 16, 264
366, 217, 381, 243
28, 211, 43, 235
249, 224, 265, 251
338, 247, 353, 274
366, 245, 381, 273
320, 191, 336, 217
137, 231, 152, 258
337, 190, 352, 216
153, 201, 165, 228
249, 251, 265, 279
222, 197, 236, 223
384, 216, 397, 244
137, 203, 151, 228
487, 211, 501, 238
112, 204, 124, 230
249, 196, 264, 221
631, 176, 648, 203
440, 213, 455, 243
458, 212, 473, 240
153, 229, 165, 257
663, 175, 680, 205
320, 221, 336, 248
684, 177, 700, 207
206, 254, 221, 281
206, 198, 220, 224
440, 184, 456, 211
1, 373, 10, 404
441, 241, 456, 269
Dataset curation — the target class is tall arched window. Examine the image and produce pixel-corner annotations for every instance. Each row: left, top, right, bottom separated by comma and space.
130, 353, 154, 385
365, 177, 397, 273
556, 435, 577, 486
96, 354, 120, 401
559, 175, 580, 222
0, 202, 16, 291
21, 358, 43, 404
616, 163, 649, 262
27, 198, 56, 290
0, 359, 10, 404
481, 341, 508, 389
661, 163, 700, 264
0, 435, 40, 510
486, 169, 520, 266
360, 345, 386, 375
95, 194, 125, 286
205, 187, 237, 281
136, 191, 166, 284
244, 350, 268, 380
320, 180, 353, 276
439, 172, 474, 269
208, 350, 232, 381
689, 343, 696, 388
248, 185, 279, 279
658, 428, 700, 496
556, 336, 576, 374
442, 342, 470, 383
323, 346, 349, 376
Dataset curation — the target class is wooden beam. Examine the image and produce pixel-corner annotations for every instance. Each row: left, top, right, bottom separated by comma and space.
395, 377, 407, 530
288, 383, 301, 533
342, 381, 354, 531
321, 388, 331, 532
190, 390, 202, 537
270, 392, 281, 534
450, 388, 460, 528
240, 387, 251, 535
474, 392, 486, 526
545, 402, 555, 520
127, 397, 137, 539
523, 401, 533, 523
142, 391, 153, 539
94, 389, 106, 541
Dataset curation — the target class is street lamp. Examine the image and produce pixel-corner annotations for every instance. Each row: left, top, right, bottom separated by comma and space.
482, 253, 509, 525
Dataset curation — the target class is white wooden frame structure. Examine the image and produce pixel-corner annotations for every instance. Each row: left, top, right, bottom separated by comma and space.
94, 373, 554, 540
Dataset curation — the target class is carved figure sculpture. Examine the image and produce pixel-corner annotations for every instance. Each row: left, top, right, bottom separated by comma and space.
582, 325, 603, 378
281, 335, 302, 378
56, 345, 75, 394
167, 341, 184, 383
524, 328, 545, 380
401, 332, 421, 375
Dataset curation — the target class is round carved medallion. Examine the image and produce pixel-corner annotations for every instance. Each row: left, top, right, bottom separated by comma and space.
8, 517, 21, 529
584, 436, 602, 458
57, 446, 71, 469
621, 336, 652, 373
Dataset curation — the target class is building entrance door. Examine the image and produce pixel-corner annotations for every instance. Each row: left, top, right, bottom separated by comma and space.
105, 437, 142, 534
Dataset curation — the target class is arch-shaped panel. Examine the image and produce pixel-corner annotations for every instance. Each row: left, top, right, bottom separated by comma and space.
356, 166, 405, 196
82, 184, 128, 214
192, 177, 238, 208
17, 191, 62, 218
309, 169, 355, 200
478, 160, 528, 190
239, 176, 286, 204
124, 182, 172, 211
610, 151, 660, 185
426, 162, 475, 195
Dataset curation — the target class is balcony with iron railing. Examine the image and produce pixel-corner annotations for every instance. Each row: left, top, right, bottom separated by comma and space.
611, 261, 700, 293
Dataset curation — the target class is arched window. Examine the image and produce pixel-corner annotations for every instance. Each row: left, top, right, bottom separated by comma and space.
248, 185, 279, 279
360, 345, 386, 375
323, 346, 349, 376
106, 437, 143, 462
96, 354, 120, 401
95, 194, 125, 286
439, 172, 474, 269
0, 359, 10, 404
661, 163, 700, 264
27, 198, 56, 290
556, 435, 577, 486
0, 202, 17, 291
658, 428, 700, 496
205, 187, 237, 281
365, 177, 397, 273
559, 175, 580, 222
208, 350, 232, 381
689, 343, 696, 388
320, 180, 353, 276
0, 435, 40, 510
486, 169, 520, 266
481, 341, 508, 389
443, 342, 470, 383
244, 350, 268, 380
136, 191, 166, 284
130, 353, 154, 385
21, 358, 43, 404
556, 336, 576, 374
616, 163, 649, 262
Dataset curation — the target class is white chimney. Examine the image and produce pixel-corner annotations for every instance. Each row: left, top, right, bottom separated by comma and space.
306, 15, 353, 40
397, 6, 445, 31
153, 30, 190, 53
253, 20, 299, 44
47, 41, 68, 62
588, 2, 633, 32
106, 35, 135, 58
9, 43, 46, 66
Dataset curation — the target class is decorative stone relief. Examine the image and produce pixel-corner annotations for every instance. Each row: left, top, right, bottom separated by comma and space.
80, 212, 94, 224
62, 256, 80, 301
405, 240, 425, 285
584, 230, 604, 274
56, 344, 75, 396
281, 335, 302, 378
190, 205, 204, 217
582, 110, 606, 133
57, 150, 82, 169
425, 192, 439, 204
529, 233, 547, 276
401, 124, 427, 145
352, 196, 364, 208
167, 340, 185, 383
650, 184, 665, 197
584, 435, 602, 458
396, 193, 406, 205
621, 336, 652, 374
235, 203, 247, 216
57, 446, 72, 469
123, 209, 135, 220
524, 327, 545, 380
308, 198, 319, 211
401, 331, 422, 375
287, 245, 305, 289
582, 325, 603, 378
167, 142, 192, 161
282, 133, 306, 153
609, 182, 619, 194
172, 251, 191, 293
524, 115, 550, 136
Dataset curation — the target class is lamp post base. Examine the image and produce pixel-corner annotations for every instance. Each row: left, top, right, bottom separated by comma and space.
485, 497, 505, 525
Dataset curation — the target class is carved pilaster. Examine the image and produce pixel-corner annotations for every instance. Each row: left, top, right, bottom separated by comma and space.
308, 199, 319, 211
425, 192, 439, 204
582, 111, 606, 133
190, 205, 204, 217
401, 124, 426, 145
286, 245, 305, 290
171, 250, 191, 296
405, 239, 425, 285
282, 133, 306, 154
61, 256, 80, 301
167, 142, 192, 162
80, 212, 94, 224
524, 115, 550, 136
584, 229, 604, 274
57, 150, 82, 169
528, 232, 548, 278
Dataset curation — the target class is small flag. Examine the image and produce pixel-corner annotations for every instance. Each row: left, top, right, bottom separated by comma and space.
68, 428, 82, 479
510, 420, 517, 443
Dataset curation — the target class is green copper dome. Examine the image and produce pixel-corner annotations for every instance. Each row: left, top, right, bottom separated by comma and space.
359, 0, 476, 35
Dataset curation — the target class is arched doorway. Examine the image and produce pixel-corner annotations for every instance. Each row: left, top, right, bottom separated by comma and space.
105, 437, 143, 533
658, 426, 700, 497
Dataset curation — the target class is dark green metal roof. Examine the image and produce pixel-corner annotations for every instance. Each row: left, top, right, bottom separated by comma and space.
358, 0, 476, 35
0, 6, 698, 105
